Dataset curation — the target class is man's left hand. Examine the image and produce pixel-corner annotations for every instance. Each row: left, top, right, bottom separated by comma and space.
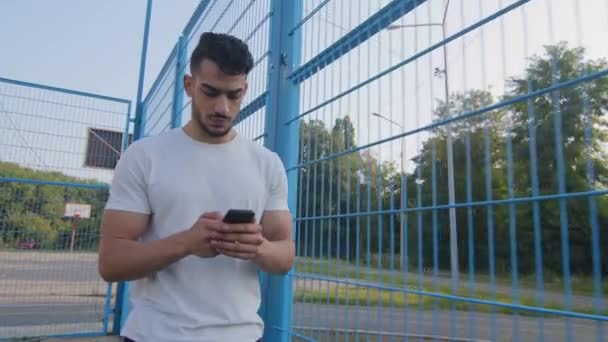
210, 223, 265, 260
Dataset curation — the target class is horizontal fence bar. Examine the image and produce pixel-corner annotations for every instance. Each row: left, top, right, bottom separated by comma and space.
288, 0, 427, 84
0, 177, 109, 189
253, 133, 267, 141
286, 326, 492, 342
34, 331, 109, 340
227, 0, 258, 34
235, 92, 267, 125
0, 92, 126, 115
288, 0, 331, 36
245, 12, 272, 44
142, 44, 178, 106
294, 189, 608, 221
273, 327, 317, 342
292, 273, 608, 322
182, 0, 213, 42
0, 77, 130, 104
285, 0, 531, 124
287, 67, 608, 171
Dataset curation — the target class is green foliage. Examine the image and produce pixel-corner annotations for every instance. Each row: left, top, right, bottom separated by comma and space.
296, 42, 608, 277
0, 162, 109, 250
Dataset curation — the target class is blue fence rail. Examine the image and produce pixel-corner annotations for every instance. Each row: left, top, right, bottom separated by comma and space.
0, 77, 131, 339
130, 0, 608, 341
2, 0, 607, 341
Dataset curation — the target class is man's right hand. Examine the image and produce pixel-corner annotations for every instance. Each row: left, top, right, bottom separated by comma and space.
98, 210, 228, 282
184, 212, 226, 258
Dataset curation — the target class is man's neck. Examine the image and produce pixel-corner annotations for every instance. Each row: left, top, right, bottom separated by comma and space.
182, 121, 236, 144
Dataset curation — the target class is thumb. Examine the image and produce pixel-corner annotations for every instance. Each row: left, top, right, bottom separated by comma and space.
201, 211, 223, 220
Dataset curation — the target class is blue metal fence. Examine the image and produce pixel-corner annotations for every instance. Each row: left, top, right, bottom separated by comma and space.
0, 77, 131, 339
130, 0, 607, 341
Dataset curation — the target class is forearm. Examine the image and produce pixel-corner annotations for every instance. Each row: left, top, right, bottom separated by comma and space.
98, 230, 191, 282
254, 239, 295, 275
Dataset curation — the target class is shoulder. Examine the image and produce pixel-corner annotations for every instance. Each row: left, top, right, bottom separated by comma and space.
119, 129, 181, 161
239, 136, 284, 169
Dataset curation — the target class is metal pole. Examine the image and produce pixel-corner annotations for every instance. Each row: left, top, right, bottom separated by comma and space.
372, 112, 407, 270
70, 213, 79, 252
172, 35, 188, 128
116, 0, 153, 335
441, 1, 459, 290
400, 139, 406, 272
384, 0, 458, 286
263, 1, 302, 340
133, 0, 153, 140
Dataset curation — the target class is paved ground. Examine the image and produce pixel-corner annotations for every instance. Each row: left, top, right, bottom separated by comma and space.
2, 302, 605, 341
0, 251, 111, 340
1, 251, 605, 341
300, 258, 603, 311
293, 303, 605, 342
41, 338, 119, 342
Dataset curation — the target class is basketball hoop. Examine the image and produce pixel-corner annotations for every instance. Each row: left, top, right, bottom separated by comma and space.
63, 203, 90, 252
64, 203, 91, 219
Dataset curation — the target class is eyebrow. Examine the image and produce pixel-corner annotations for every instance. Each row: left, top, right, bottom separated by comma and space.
201, 83, 243, 95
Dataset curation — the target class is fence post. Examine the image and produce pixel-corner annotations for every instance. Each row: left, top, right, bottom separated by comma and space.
171, 35, 188, 128
262, 0, 302, 341
133, 0, 152, 140
115, 0, 152, 335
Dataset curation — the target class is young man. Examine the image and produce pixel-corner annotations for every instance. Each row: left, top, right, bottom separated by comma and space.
98, 32, 294, 342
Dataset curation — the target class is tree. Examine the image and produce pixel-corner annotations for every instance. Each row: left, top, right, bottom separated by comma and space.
293, 42, 608, 278
0, 162, 108, 250
403, 89, 510, 272
296, 116, 400, 264
403, 42, 608, 276
505, 42, 608, 275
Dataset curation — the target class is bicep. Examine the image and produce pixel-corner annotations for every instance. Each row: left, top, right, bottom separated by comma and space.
99, 210, 150, 260
100, 209, 149, 241
260, 210, 293, 242
100, 142, 151, 245
261, 153, 293, 241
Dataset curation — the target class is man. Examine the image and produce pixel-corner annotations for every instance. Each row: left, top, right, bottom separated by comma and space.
98, 32, 295, 342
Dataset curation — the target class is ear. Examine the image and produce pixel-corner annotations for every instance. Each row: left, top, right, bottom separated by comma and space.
184, 74, 193, 98
242, 81, 249, 97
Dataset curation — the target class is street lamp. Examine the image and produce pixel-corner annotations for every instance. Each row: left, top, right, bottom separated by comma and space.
371, 112, 407, 272
384, 0, 459, 289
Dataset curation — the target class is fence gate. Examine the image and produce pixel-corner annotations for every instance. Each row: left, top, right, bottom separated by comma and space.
131, 0, 608, 341
0, 77, 131, 339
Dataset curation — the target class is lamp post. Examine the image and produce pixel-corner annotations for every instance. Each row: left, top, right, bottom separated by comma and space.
371, 112, 408, 272
384, 0, 459, 289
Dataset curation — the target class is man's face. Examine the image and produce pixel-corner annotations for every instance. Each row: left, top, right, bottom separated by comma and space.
184, 59, 248, 138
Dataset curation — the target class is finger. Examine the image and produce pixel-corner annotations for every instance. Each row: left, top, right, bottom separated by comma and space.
201, 212, 223, 220
200, 218, 230, 232
216, 249, 256, 260
210, 240, 258, 254
223, 223, 262, 234
216, 233, 263, 245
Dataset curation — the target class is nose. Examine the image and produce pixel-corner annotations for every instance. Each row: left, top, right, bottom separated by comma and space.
213, 95, 229, 116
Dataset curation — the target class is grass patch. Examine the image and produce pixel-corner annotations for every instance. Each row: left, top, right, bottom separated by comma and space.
293, 280, 607, 318
290, 328, 397, 342
294, 257, 607, 297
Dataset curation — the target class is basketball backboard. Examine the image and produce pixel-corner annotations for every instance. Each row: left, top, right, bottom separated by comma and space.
64, 203, 91, 219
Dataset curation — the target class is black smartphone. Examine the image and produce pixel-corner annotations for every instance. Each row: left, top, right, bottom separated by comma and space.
223, 209, 255, 224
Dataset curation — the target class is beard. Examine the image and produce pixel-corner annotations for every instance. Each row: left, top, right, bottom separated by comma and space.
193, 110, 233, 138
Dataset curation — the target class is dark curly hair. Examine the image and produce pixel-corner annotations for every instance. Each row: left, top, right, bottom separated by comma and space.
189, 32, 254, 76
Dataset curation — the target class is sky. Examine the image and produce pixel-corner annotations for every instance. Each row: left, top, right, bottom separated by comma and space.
0, 0, 199, 104
294, 0, 608, 174
1, 0, 607, 183
0, 0, 199, 182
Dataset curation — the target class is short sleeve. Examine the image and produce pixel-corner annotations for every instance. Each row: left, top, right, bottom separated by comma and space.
264, 152, 289, 211
104, 142, 151, 214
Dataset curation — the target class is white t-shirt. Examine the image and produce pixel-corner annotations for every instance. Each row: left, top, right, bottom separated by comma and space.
104, 127, 289, 342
